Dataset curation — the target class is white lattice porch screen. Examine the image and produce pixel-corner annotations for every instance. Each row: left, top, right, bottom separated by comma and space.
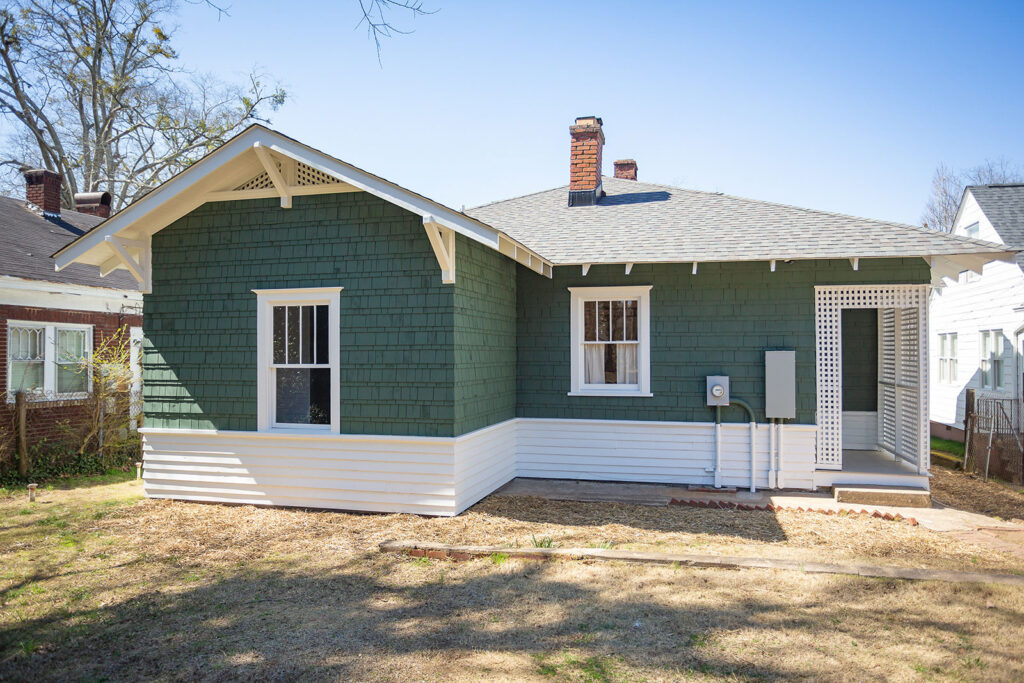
814, 285, 930, 472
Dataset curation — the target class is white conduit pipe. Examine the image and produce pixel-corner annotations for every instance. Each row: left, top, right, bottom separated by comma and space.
714, 422, 722, 488
768, 421, 777, 489
749, 421, 757, 493
777, 423, 785, 489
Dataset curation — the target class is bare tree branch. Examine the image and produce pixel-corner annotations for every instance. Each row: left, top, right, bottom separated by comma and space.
357, 0, 436, 64
922, 158, 1024, 232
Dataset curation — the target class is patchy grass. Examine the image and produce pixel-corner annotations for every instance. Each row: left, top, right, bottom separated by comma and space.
931, 467, 1024, 522
2, 480, 1024, 680
932, 436, 966, 458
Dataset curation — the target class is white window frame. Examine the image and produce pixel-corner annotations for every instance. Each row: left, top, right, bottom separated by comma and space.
254, 287, 342, 434
6, 321, 93, 402
980, 329, 1003, 390
938, 332, 957, 384
568, 285, 652, 397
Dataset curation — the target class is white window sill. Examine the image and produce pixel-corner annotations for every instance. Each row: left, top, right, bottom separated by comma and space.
6, 392, 91, 404
567, 391, 654, 398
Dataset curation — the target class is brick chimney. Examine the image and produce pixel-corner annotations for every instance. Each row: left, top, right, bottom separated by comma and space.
24, 169, 62, 216
614, 159, 638, 181
74, 191, 112, 219
569, 116, 604, 206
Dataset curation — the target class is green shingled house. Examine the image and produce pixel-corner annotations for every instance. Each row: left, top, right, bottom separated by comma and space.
55, 117, 1013, 515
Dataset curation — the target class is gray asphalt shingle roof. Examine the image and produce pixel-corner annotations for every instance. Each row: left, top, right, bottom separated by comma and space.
967, 184, 1024, 248
0, 196, 137, 289
468, 176, 1008, 265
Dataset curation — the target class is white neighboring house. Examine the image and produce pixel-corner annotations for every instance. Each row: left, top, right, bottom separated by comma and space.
930, 184, 1024, 438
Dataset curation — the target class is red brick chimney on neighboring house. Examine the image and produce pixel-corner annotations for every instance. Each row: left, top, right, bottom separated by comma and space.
24, 169, 63, 216
569, 116, 605, 206
614, 159, 638, 181
74, 191, 112, 219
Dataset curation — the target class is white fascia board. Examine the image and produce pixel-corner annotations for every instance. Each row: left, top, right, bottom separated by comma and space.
53, 129, 261, 270
54, 125, 522, 272
0, 275, 142, 313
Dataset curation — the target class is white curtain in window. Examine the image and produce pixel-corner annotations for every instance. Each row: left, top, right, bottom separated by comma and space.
617, 344, 638, 384
584, 344, 604, 384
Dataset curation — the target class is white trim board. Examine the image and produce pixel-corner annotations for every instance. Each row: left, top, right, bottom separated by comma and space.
0, 276, 142, 314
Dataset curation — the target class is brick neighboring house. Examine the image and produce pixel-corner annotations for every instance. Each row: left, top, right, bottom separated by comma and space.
2, 170, 142, 462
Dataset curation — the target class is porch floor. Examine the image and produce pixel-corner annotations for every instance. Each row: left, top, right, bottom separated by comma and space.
812, 449, 930, 490
841, 449, 922, 476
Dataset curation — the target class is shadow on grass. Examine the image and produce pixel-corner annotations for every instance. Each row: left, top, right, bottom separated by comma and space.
469, 493, 790, 543
0, 551, 1000, 681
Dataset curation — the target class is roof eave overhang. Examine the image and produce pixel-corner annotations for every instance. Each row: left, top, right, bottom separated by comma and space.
54, 125, 553, 282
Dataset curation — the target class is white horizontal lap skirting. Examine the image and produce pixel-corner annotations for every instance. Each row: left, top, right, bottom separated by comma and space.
141, 418, 822, 515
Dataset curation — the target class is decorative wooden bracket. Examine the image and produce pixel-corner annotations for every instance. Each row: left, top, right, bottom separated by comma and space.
253, 141, 292, 208
423, 216, 455, 284
581, 264, 591, 276
102, 235, 152, 292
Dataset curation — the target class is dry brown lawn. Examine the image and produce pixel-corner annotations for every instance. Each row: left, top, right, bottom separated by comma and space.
1, 476, 1023, 681
930, 467, 1024, 523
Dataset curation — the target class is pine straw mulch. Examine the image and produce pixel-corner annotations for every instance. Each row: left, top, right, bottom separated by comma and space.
96, 493, 1022, 572
930, 467, 1024, 523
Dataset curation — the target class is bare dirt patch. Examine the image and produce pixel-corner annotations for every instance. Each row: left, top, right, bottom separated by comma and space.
931, 467, 1024, 523
3, 481, 1024, 681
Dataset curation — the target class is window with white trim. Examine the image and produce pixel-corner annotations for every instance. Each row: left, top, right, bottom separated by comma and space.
980, 329, 1003, 389
255, 287, 342, 432
6, 322, 92, 400
938, 332, 957, 383
569, 286, 652, 396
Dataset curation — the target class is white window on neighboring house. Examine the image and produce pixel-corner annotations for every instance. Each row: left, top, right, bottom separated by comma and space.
959, 223, 982, 283
569, 285, 652, 397
6, 322, 93, 401
938, 333, 957, 383
980, 329, 1003, 389
254, 287, 342, 433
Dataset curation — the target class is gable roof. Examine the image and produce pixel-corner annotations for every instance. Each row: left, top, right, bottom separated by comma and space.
0, 196, 137, 290
468, 176, 1012, 265
54, 125, 553, 283
964, 184, 1024, 247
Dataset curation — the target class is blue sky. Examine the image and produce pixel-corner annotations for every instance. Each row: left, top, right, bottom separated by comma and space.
171, 1, 1023, 223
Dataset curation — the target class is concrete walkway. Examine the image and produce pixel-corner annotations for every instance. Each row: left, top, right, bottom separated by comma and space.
494, 478, 1023, 534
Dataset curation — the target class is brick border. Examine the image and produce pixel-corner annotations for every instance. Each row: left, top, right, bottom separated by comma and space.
668, 498, 919, 526
379, 541, 1024, 586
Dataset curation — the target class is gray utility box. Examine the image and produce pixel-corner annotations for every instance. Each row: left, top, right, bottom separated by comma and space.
706, 376, 730, 406
765, 350, 796, 419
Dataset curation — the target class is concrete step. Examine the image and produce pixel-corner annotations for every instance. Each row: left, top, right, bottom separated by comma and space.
832, 485, 931, 508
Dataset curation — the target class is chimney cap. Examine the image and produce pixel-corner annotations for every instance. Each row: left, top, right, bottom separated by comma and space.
574, 115, 603, 126
23, 168, 61, 182
73, 191, 111, 208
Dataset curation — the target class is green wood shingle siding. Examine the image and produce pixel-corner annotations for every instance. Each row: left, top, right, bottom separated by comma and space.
453, 234, 517, 434
143, 193, 458, 435
842, 308, 879, 412
515, 259, 929, 424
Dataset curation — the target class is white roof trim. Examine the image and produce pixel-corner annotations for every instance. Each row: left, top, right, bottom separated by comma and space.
54, 125, 552, 275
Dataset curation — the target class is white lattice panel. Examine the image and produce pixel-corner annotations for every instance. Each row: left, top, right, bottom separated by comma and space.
296, 162, 342, 186
815, 285, 929, 471
235, 169, 275, 191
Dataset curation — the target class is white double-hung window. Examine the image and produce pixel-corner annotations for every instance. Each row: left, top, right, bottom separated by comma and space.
254, 287, 342, 432
938, 333, 957, 383
7, 322, 92, 400
980, 329, 1003, 389
569, 286, 652, 397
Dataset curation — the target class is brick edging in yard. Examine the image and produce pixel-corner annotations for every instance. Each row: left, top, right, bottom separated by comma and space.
379, 541, 1024, 586
668, 498, 920, 525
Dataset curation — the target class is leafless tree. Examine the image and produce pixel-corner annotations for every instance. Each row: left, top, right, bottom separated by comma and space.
922, 158, 1024, 232
0, 0, 286, 211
